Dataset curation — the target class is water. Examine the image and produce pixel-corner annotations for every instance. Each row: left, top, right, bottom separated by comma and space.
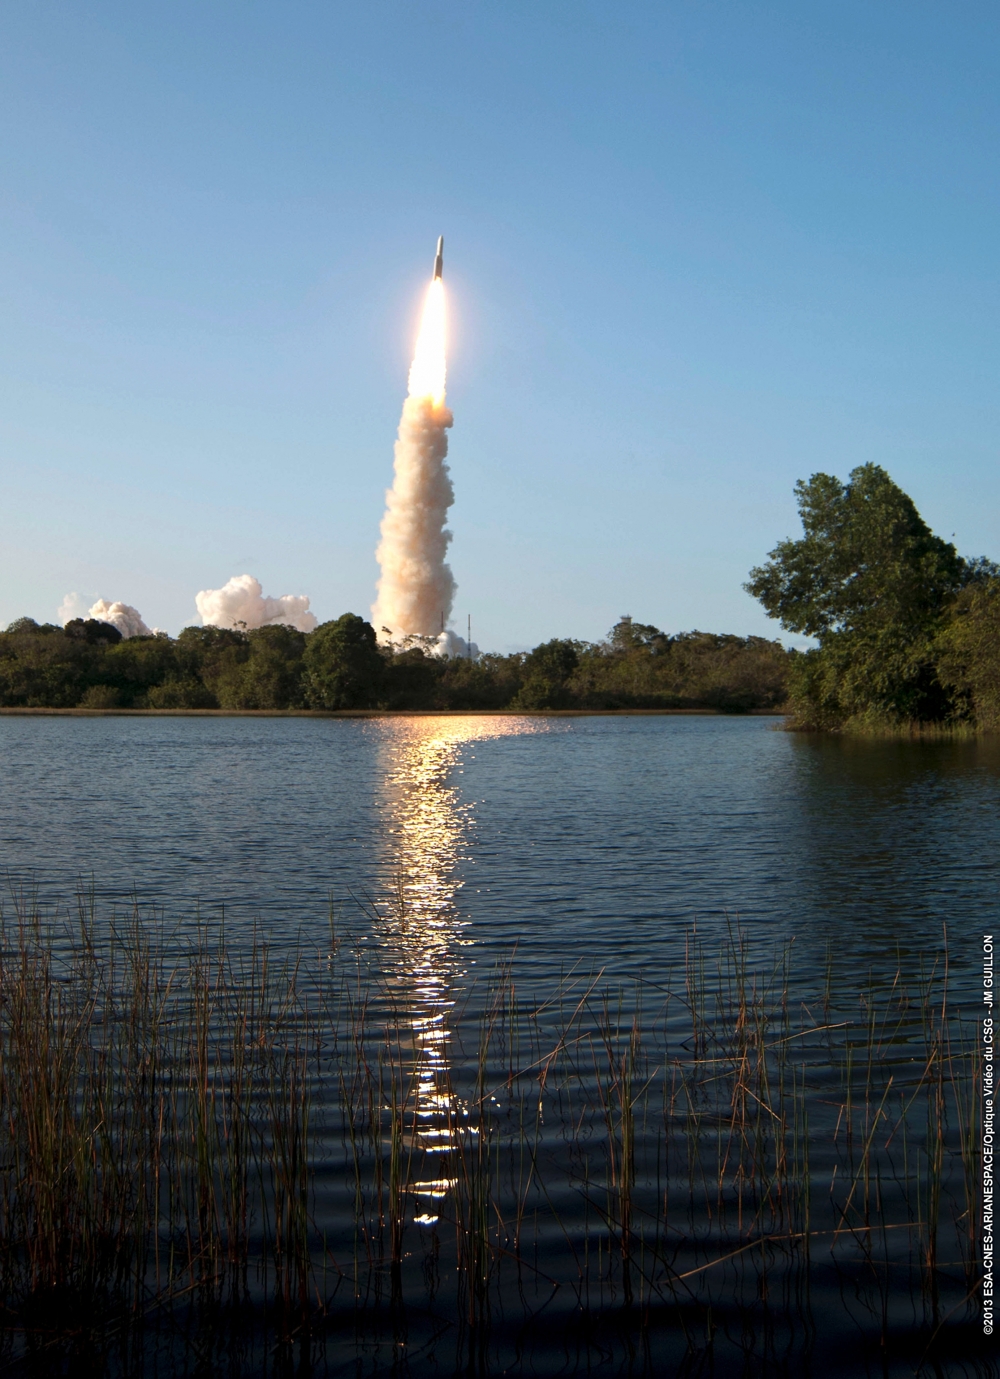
0, 713, 990, 1375
0, 713, 993, 984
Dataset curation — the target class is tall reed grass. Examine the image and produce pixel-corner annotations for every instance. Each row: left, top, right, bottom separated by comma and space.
0, 898, 979, 1373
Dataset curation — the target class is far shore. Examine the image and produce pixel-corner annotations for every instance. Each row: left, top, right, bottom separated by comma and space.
0, 707, 787, 719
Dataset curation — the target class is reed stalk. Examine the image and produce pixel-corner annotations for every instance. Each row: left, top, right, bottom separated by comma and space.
0, 897, 976, 1369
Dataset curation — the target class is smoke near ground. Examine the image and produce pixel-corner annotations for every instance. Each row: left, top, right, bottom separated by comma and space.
195, 574, 318, 633
58, 593, 154, 639
373, 277, 466, 651
394, 629, 479, 660
88, 599, 154, 638
57, 593, 90, 625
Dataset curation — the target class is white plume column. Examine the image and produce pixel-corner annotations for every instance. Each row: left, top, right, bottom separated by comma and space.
372, 395, 455, 638
372, 276, 459, 643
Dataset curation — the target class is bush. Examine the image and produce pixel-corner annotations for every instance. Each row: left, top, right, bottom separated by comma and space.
79, 685, 122, 709
144, 679, 218, 709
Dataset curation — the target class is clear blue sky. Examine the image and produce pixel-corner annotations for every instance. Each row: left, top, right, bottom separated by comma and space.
2, 2, 998, 648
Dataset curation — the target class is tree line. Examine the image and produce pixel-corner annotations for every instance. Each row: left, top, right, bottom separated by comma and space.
0, 614, 790, 713
7, 462, 983, 728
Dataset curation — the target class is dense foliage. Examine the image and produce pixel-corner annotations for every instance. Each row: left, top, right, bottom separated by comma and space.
746, 463, 1000, 730
0, 613, 790, 713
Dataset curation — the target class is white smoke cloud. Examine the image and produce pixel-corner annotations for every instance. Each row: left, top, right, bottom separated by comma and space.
385, 629, 479, 661
87, 599, 154, 638
432, 629, 479, 660
57, 592, 90, 625
59, 593, 155, 638
195, 574, 318, 634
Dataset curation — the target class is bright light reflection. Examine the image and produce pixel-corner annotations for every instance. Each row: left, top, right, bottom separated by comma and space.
374, 716, 541, 1224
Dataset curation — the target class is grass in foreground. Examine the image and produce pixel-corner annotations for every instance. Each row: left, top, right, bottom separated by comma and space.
0, 899, 982, 1376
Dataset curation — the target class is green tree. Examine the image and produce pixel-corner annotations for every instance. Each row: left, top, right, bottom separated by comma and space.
934, 579, 1000, 730
0, 621, 94, 707
745, 464, 967, 727
511, 639, 580, 709
144, 679, 217, 709
176, 626, 248, 706
568, 623, 789, 711
608, 615, 669, 655
382, 647, 443, 709
64, 618, 123, 646
98, 636, 184, 707
438, 652, 526, 709
303, 615, 384, 710
208, 625, 307, 709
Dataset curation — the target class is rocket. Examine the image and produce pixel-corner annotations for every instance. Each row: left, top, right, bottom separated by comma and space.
433, 235, 444, 280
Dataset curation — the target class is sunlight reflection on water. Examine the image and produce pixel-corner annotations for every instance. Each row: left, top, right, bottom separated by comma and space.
371, 716, 546, 1219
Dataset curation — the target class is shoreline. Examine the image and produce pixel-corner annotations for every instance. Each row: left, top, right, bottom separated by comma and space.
0, 706, 788, 718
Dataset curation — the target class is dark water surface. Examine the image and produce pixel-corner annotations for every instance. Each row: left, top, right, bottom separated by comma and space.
0, 714, 990, 1376
0, 713, 992, 984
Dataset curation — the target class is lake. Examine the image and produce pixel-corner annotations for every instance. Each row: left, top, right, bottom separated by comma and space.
0, 712, 992, 984
0, 713, 988, 1376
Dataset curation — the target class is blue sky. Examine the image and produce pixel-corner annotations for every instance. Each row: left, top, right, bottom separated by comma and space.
2, 2, 998, 648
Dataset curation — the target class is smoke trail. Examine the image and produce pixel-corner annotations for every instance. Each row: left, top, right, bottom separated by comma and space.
372, 276, 458, 642
195, 574, 318, 633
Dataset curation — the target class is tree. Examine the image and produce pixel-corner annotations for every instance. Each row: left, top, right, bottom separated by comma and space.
382, 647, 442, 709
511, 639, 580, 709
64, 618, 123, 646
438, 652, 525, 709
934, 579, 1000, 731
302, 615, 385, 710
745, 464, 968, 726
176, 626, 247, 707
144, 679, 217, 709
608, 616, 669, 655
0, 621, 94, 707
208, 625, 307, 709
98, 636, 184, 706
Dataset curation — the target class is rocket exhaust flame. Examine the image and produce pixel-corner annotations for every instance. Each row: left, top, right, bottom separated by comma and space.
373, 241, 463, 648
406, 276, 446, 406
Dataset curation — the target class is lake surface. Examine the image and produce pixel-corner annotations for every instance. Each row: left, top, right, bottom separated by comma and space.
0, 713, 988, 1375
0, 713, 991, 991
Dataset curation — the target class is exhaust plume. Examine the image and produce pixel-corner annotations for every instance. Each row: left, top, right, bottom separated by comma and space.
372, 267, 458, 643
195, 574, 318, 633
88, 599, 154, 639
392, 629, 480, 661
60, 594, 155, 638
57, 592, 89, 625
